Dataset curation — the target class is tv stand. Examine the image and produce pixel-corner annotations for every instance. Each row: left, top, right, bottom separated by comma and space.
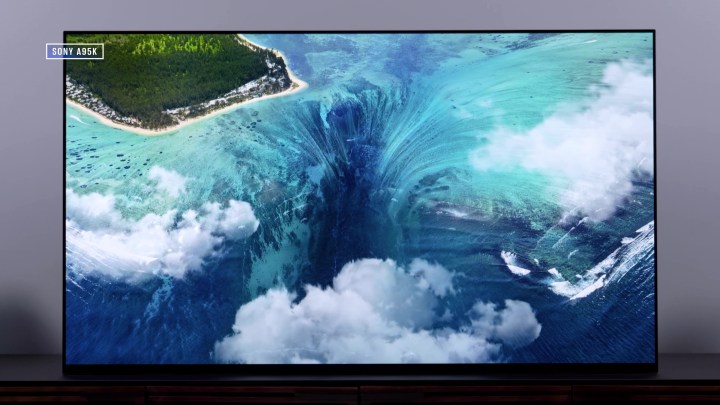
1, 354, 718, 403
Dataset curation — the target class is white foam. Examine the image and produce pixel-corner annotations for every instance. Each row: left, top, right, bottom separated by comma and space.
570, 275, 606, 300
69, 114, 88, 125
621, 237, 635, 244
441, 208, 470, 218
636, 221, 654, 233
549, 280, 575, 296
547, 221, 654, 300
501, 251, 531, 276
552, 227, 575, 249
547, 268, 561, 278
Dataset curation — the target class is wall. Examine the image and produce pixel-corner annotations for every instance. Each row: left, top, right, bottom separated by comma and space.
0, 0, 718, 355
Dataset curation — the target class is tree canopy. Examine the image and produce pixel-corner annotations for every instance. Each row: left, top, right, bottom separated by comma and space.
66, 34, 284, 129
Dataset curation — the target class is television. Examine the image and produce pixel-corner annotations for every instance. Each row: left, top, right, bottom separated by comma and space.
63, 31, 656, 373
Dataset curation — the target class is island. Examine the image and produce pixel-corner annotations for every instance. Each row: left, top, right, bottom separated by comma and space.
65, 33, 305, 135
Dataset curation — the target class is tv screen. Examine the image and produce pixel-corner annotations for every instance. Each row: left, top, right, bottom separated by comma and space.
64, 31, 656, 371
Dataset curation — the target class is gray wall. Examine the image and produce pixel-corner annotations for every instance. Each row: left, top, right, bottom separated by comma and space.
0, 0, 718, 355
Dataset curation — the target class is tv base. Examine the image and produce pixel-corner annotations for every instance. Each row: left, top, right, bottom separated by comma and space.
1, 354, 718, 403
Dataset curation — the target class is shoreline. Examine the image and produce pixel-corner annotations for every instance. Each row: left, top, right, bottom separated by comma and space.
66, 34, 307, 136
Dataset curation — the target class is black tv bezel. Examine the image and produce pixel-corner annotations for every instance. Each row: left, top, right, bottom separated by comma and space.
63, 29, 658, 376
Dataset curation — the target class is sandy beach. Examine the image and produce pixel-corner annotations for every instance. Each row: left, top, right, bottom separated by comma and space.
66, 34, 308, 136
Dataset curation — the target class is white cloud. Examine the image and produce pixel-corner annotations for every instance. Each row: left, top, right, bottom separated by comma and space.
471, 300, 542, 348
201, 200, 261, 240
408, 258, 456, 297
331, 258, 440, 329
470, 60, 654, 221
148, 166, 188, 198
65, 188, 259, 282
214, 258, 541, 364
66, 189, 123, 230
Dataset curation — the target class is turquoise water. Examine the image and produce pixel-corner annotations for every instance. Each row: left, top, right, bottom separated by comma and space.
66, 33, 655, 364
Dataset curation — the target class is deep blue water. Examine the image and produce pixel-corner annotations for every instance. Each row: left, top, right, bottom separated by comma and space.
66, 33, 655, 364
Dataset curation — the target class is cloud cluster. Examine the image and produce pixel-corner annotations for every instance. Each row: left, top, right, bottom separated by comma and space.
470, 60, 654, 221
148, 166, 188, 198
66, 187, 259, 282
214, 258, 541, 364
470, 300, 542, 349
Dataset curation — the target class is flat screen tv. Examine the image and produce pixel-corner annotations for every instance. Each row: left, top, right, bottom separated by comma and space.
63, 31, 656, 374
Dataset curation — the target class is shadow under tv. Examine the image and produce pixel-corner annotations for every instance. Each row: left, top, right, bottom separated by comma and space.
62, 30, 657, 376
8, 356, 720, 405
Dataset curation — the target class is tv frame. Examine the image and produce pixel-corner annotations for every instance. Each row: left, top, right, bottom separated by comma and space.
63, 29, 658, 376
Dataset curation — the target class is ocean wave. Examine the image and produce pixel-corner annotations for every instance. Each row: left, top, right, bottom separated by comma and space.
549, 221, 654, 300
501, 251, 532, 276
69, 114, 88, 125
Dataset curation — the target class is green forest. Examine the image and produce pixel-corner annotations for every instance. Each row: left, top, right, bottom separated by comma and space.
65, 34, 286, 129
